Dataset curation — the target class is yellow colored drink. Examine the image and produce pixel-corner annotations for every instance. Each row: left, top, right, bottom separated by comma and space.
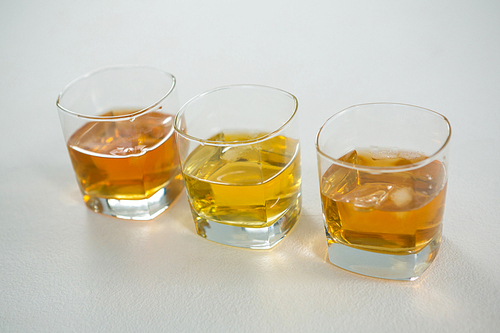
182, 132, 301, 228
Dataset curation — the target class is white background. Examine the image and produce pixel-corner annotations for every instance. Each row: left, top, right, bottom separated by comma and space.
1, 0, 499, 332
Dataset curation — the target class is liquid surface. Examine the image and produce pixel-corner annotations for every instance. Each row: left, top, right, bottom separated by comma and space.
321, 148, 447, 254
67, 110, 181, 200
182, 132, 302, 227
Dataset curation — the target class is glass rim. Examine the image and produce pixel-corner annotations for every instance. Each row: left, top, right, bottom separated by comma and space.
315, 102, 452, 172
174, 84, 299, 146
56, 65, 176, 121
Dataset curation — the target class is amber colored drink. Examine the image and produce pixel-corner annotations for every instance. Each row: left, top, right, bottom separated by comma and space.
182, 132, 301, 228
321, 148, 447, 255
67, 110, 182, 202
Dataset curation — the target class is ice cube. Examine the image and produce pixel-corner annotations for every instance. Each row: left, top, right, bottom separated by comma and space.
389, 187, 413, 208
397, 150, 425, 161
339, 150, 359, 164
370, 146, 399, 160
322, 163, 359, 199
109, 144, 147, 156
221, 145, 259, 162
342, 183, 392, 208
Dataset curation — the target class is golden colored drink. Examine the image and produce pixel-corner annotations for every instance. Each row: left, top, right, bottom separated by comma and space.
182, 132, 301, 228
321, 148, 447, 255
67, 110, 182, 202
57, 66, 180, 220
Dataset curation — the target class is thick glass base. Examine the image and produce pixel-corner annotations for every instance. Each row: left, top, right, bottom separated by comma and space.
325, 230, 442, 281
192, 196, 301, 249
82, 179, 184, 220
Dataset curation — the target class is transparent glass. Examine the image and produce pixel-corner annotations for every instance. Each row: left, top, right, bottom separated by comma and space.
316, 103, 451, 280
56, 65, 183, 220
174, 85, 302, 249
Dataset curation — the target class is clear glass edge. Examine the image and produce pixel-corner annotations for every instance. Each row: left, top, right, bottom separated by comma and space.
173, 84, 299, 147
315, 102, 452, 173
55, 65, 176, 121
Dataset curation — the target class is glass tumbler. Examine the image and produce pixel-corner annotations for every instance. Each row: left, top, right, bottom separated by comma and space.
174, 85, 302, 249
56, 66, 183, 220
316, 103, 451, 280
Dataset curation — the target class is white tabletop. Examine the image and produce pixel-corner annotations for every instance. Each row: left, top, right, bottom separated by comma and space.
1, 1, 499, 332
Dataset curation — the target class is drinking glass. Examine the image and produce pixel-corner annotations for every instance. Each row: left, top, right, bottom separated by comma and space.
56, 65, 183, 220
316, 103, 451, 280
174, 85, 302, 249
